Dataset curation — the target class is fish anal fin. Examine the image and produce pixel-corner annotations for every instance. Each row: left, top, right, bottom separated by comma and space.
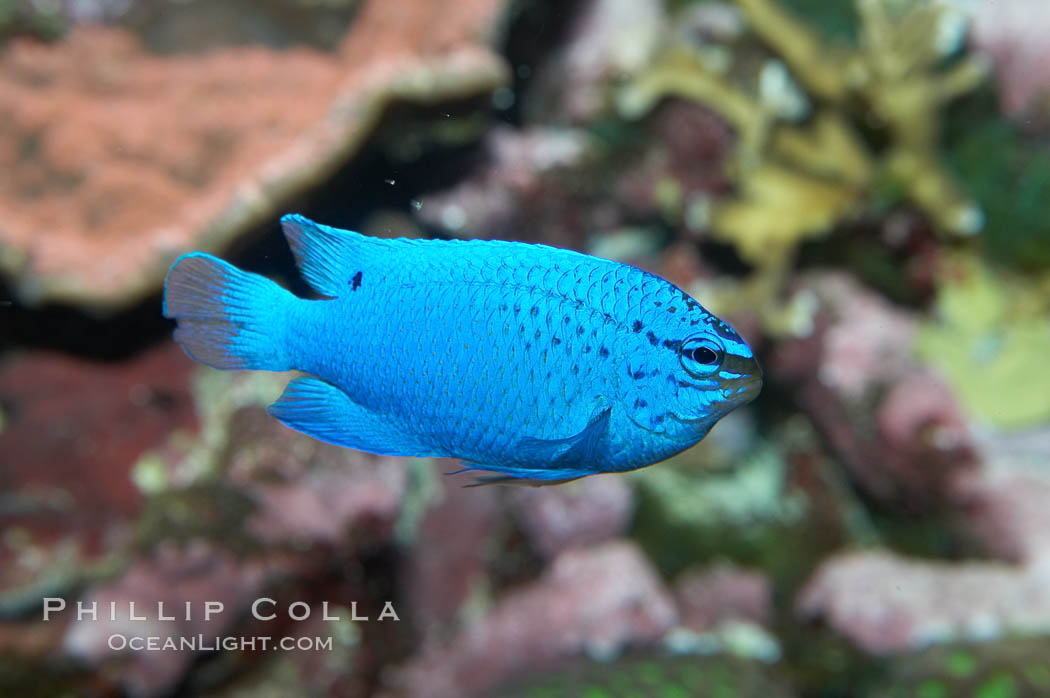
267, 376, 432, 456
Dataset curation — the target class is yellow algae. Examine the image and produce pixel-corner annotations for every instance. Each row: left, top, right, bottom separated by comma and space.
621, 0, 987, 334
917, 253, 1050, 428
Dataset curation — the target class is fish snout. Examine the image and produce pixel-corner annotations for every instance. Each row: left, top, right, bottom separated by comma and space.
736, 371, 763, 404
719, 354, 763, 405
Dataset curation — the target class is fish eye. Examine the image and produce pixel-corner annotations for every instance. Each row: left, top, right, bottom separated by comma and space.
679, 336, 724, 376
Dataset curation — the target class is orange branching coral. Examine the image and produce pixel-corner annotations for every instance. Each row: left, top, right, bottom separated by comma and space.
0, 0, 511, 309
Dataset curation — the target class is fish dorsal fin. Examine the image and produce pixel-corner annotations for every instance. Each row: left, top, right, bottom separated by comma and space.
280, 214, 374, 298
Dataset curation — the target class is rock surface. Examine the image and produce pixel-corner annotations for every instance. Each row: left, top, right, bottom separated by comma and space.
0, 343, 196, 610
62, 542, 268, 696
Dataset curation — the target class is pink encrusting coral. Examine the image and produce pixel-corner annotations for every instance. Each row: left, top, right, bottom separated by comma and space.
798, 541, 1050, 654
674, 563, 773, 633
770, 273, 978, 510
509, 474, 634, 559
384, 541, 678, 698
964, 0, 1050, 119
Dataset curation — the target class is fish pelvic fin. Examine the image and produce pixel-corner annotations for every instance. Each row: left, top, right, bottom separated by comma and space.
462, 473, 588, 488
163, 252, 294, 371
450, 462, 594, 487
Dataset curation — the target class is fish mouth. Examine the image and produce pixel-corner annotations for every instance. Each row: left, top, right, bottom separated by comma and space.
719, 354, 763, 405
668, 370, 763, 427
721, 371, 763, 405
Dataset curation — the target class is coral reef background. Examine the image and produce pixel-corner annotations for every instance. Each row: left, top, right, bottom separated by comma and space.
1, 0, 1049, 696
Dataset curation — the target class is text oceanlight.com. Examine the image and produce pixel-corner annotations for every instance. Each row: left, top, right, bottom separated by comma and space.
107, 635, 335, 652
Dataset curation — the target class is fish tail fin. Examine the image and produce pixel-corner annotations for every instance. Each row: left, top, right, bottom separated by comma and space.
163, 252, 295, 371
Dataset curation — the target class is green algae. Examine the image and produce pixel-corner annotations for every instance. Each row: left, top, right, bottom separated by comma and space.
129, 0, 361, 53
976, 672, 1018, 698
124, 370, 289, 551
135, 368, 288, 488
394, 457, 444, 546
875, 638, 1050, 698
0, 538, 121, 620
631, 443, 800, 531
944, 650, 978, 679
916, 679, 948, 698
776, 0, 859, 44
674, 0, 858, 43
133, 482, 258, 552
582, 687, 612, 698
629, 442, 810, 577
1023, 663, 1050, 689
494, 654, 795, 698
0, 0, 67, 41
0, 656, 93, 698
943, 89, 1050, 270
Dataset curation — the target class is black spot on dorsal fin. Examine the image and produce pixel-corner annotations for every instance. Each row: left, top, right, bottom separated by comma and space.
349, 270, 363, 291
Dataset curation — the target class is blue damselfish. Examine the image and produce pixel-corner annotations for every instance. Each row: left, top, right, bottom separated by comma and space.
163, 215, 762, 484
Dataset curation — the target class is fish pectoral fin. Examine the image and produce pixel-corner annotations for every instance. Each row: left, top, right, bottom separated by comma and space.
516, 405, 613, 468
267, 376, 432, 456
446, 406, 613, 486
